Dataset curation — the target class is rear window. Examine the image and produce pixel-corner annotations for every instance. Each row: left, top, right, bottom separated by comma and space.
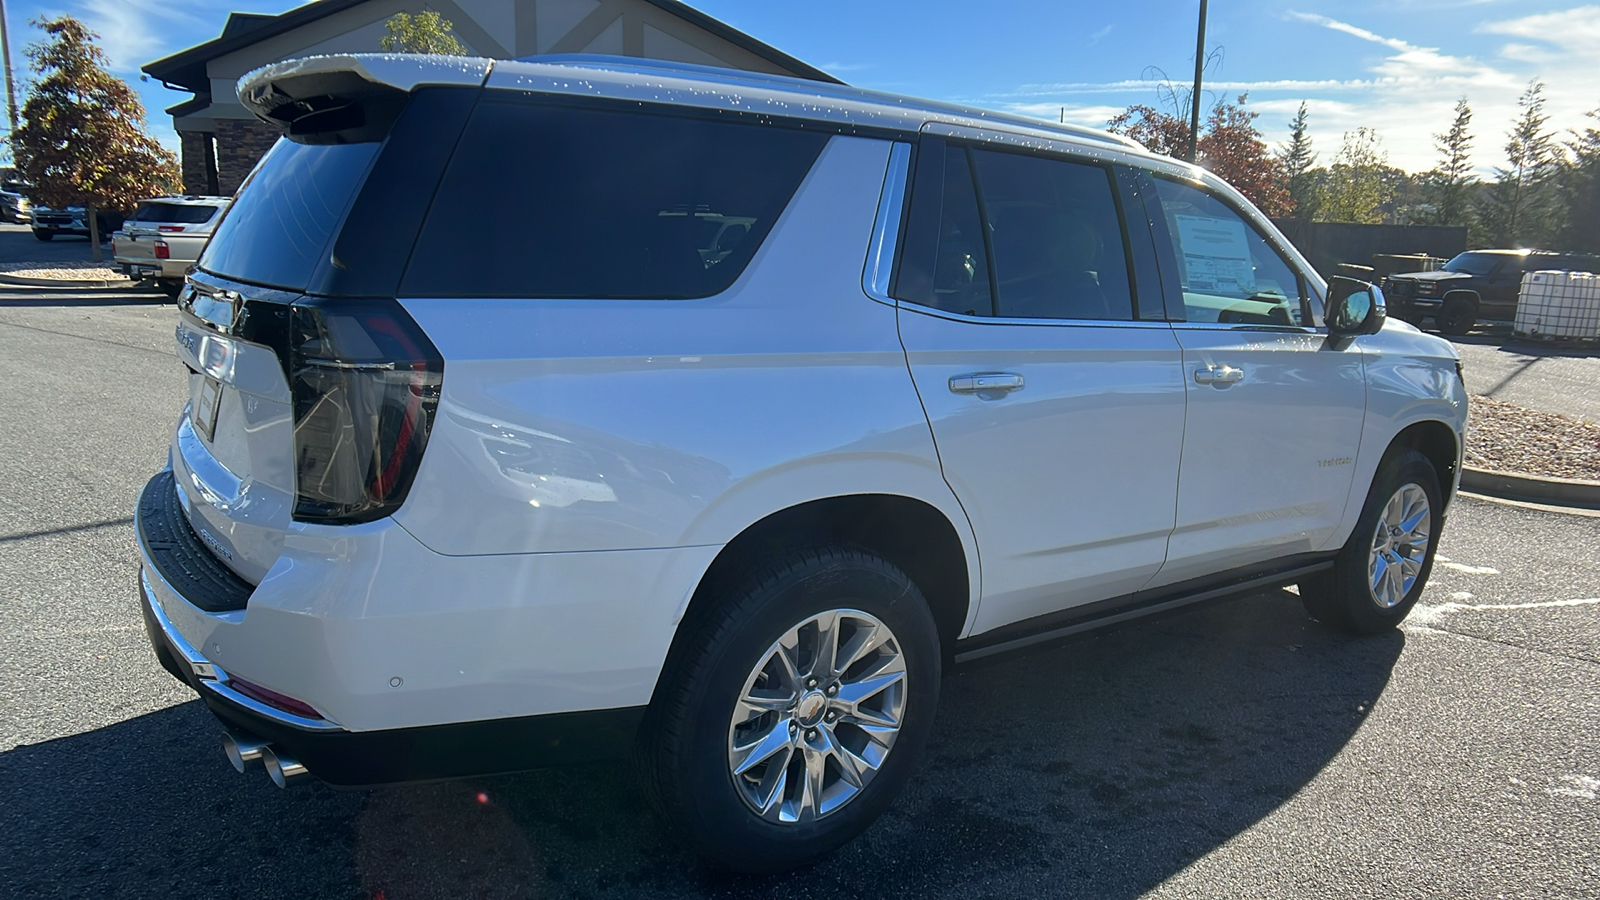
133, 202, 220, 225
198, 139, 379, 291
401, 100, 829, 299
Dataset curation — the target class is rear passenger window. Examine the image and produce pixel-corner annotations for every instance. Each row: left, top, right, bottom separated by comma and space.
1150, 177, 1310, 326
971, 149, 1135, 321
403, 101, 829, 299
895, 144, 1136, 321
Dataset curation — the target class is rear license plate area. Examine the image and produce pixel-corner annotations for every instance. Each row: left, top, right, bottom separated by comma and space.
192, 376, 222, 442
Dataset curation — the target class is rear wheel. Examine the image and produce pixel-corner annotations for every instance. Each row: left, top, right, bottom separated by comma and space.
1437, 292, 1478, 336
638, 545, 941, 873
1301, 449, 1442, 634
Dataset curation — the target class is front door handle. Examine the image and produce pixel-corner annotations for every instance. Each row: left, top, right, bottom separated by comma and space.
1194, 365, 1244, 385
949, 372, 1025, 394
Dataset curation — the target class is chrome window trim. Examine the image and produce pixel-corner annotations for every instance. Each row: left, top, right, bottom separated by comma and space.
863, 142, 913, 306
898, 302, 1177, 330
1169, 322, 1323, 335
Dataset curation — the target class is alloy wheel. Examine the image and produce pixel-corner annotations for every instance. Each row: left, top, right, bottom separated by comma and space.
1367, 482, 1431, 609
726, 609, 907, 824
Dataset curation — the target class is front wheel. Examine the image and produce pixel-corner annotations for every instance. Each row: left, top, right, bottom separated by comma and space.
1437, 294, 1477, 336
638, 546, 941, 873
1301, 448, 1442, 634
32, 230, 52, 241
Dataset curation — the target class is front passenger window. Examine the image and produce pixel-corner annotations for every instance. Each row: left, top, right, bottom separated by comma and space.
1151, 177, 1310, 326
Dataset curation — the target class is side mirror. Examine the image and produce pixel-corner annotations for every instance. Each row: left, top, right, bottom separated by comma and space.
1327, 275, 1386, 336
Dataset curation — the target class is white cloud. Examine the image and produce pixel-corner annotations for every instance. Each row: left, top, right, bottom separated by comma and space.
1088, 25, 1113, 45
73, 0, 209, 75
983, 7, 1600, 174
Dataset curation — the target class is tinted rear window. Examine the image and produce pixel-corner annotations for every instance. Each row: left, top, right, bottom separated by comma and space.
133, 202, 220, 225
198, 139, 379, 291
401, 100, 829, 299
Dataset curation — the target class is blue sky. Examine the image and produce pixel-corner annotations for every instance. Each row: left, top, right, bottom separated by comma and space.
8, 0, 1600, 173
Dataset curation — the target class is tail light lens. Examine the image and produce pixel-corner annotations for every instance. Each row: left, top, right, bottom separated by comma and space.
155, 240, 170, 259
288, 298, 442, 524
158, 225, 184, 233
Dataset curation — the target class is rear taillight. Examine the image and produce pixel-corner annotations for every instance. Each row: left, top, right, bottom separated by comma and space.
155, 240, 170, 259
288, 298, 442, 524
158, 225, 183, 233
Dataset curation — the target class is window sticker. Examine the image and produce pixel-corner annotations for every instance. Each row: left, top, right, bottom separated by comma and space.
1174, 214, 1255, 295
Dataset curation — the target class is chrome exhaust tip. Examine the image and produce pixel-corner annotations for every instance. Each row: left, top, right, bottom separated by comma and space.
261, 746, 310, 788
222, 730, 270, 773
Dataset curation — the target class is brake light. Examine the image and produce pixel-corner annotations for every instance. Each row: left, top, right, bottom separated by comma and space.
155, 240, 170, 259
158, 225, 183, 233
288, 298, 442, 524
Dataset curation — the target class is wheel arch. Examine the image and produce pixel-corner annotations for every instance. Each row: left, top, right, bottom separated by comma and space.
1383, 419, 1461, 513
659, 493, 974, 696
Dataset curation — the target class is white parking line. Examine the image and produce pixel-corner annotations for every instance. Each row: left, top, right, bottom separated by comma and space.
1409, 596, 1600, 626
1440, 562, 1502, 575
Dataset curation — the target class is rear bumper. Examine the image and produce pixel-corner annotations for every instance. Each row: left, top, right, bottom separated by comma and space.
139, 568, 644, 785
135, 468, 711, 784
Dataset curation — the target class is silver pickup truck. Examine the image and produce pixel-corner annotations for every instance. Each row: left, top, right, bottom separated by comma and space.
112, 196, 231, 293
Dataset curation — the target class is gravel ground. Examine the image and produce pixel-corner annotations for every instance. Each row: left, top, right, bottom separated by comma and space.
0, 260, 125, 280
1467, 394, 1600, 480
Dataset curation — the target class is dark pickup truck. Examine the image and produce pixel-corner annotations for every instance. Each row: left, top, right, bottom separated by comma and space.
1383, 249, 1600, 335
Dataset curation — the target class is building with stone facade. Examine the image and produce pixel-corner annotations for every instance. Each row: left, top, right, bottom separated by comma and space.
143, 0, 834, 195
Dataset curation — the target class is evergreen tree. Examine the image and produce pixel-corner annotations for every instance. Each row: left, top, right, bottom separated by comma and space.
1427, 98, 1475, 227
1277, 101, 1318, 219
1475, 81, 1560, 247
1558, 106, 1600, 254
10, 17, 179, 262
380, 11, 467, 55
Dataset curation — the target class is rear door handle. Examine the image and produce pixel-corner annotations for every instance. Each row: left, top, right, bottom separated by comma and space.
949, 372, 1025, 394
1194, 365, 1243, 385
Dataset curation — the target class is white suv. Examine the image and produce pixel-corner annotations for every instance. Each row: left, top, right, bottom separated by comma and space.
137, 54, 1467, 872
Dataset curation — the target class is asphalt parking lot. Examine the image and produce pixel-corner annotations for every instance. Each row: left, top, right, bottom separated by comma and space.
1450, 329, 1600, 420
1, 287, 1597, 899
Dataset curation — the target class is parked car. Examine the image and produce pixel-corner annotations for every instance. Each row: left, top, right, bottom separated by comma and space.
30, 205, 123, 241
111, 196, 231, 294
1383, 249, 1600, 334
136, 53, 1467, 873
1, 179, 33, 223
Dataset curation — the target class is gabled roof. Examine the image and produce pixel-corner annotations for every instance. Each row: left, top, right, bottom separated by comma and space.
144, 0, 837, 95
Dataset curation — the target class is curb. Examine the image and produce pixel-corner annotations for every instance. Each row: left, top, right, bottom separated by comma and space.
1460, 465, 1600, 510
0, 271, 136, 288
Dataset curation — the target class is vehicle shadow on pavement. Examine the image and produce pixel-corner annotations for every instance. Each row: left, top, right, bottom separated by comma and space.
1453, 331, 1600, 360
0, 590, 1401, 900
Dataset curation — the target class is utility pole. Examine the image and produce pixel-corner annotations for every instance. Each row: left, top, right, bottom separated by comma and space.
1187, 0, 1208, 163
0, 0, 16, 157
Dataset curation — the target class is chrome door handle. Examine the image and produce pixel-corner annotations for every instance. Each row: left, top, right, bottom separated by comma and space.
949, 372, 1025, 394
1194, 365, 1244, 385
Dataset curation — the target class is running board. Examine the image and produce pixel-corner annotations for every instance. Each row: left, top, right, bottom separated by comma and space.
952, 560, 1335, 664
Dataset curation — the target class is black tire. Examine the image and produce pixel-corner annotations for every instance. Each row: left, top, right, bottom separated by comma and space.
32, 230, 52, 241
1301, 448, 1443, 634
637, 545, 941, 873
1437, 292, 1478, 336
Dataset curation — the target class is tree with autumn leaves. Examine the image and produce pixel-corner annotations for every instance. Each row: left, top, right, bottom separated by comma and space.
10, 17, 179, 261
1106, 94, 1293, 217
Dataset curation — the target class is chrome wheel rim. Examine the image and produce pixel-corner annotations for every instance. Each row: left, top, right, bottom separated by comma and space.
1368, 483, 1431, 609
727, 609, 907, 824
